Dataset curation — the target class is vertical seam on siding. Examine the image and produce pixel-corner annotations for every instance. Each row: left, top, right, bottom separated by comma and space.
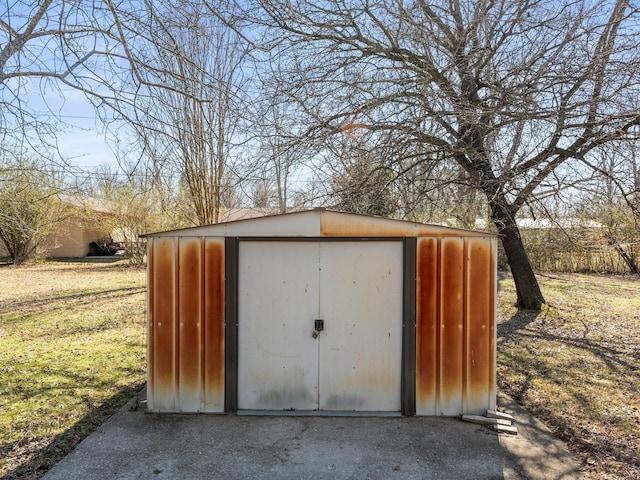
316, 242, 321, 409
175, 237, 180, 411
200, 236, 206, 412
147, 238, 154, 410
402, 237, 417, 416
224, 237, 239, 412
435, 237, 442, 415
462, 238, 469, 414
490, 237, 497, 409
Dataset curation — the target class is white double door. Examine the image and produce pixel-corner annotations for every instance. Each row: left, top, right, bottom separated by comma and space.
238, 241, 403, 412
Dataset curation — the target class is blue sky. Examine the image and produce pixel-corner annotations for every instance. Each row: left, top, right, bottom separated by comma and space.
24, 83, 119, 169
1, 0, 127, 171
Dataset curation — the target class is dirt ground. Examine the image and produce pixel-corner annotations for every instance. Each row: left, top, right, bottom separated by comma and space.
497, 272, 640, 479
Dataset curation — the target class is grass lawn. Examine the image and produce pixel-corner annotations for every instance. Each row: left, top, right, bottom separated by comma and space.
0, 261, 147, 480
498, 272, 640, 479
0, 262, 638, 479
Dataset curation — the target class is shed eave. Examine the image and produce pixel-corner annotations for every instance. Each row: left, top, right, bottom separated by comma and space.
141, 209, 496, 238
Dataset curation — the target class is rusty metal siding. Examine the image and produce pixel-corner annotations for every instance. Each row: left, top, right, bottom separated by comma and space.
465, 237, 495, 414
416, 237, 439, 415
416, 236, 496, 416
204, 238, 225, 412
440, 237, 465, 415
178, 237, 202, 412
147, 236, 225, 413
148, 237, 177, 411
319, 211, 490, 238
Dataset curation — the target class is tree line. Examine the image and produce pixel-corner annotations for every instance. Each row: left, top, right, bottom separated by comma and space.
1, 0, 639, 309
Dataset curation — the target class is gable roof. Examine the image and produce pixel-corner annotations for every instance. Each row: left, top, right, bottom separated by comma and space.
143, 209, 494, 238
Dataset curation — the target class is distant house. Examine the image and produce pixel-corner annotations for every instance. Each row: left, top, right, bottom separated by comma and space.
49, 196, 125, 258
0, 196, 119, 260
45, 216, 115, 257
0, 214, 115, 259
1, 205, 287, 260
514, 218, 604, 230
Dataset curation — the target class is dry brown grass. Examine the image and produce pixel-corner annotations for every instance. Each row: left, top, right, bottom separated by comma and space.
497, 272, 640, 480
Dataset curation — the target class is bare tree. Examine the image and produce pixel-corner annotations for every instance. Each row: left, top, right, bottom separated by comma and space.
0, 1, 141, 152
248, 0, 640, 309
255, 109, 301, 213
83, 164, 160, 264
0, 151, 71, 263
578, 142, 640, 273
118, 0, 251, 226
249, 58, 322, 213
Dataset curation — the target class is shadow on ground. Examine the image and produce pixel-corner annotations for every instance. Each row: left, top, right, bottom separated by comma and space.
1, 385, 144, 480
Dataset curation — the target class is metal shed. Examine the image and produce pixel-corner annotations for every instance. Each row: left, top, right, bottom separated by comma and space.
145, 209, 497, 416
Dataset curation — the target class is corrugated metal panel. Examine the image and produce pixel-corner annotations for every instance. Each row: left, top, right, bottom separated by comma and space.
147, 236, 225, 413
319, 211, 488, 238
416, 236, 496, 416
416, 237, 438, 415
146, 238, 154, 409
465, 238, 495, 414
145, 211, 322, 238
203, 238, 225, 412
440, 237, 465, 415
148, 237, 177, 411
178, 237, 202, 412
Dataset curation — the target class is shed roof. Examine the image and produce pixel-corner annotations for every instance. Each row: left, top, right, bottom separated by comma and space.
144, 209, 494, 238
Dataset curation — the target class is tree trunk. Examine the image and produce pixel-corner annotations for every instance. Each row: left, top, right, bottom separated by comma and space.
606, 232, 639, 274
487, 192, 546, 310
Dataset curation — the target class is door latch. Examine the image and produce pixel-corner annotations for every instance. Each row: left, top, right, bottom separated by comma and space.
312, 319, 324, 338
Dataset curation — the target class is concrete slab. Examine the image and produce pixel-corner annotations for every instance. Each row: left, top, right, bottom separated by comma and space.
496, 392, 583, 479
42, 389, 582, 480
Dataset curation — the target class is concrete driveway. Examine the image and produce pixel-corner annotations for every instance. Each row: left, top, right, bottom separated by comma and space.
42, 390, 581, 480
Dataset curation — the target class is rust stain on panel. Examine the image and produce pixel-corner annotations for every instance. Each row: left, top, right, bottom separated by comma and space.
204, 238, 225, 411
440, 237, 464, 415
151, 237, 176, 410
321, 215, 406, 237
416, 237, 438, 415
466, 238, 492, 414
318, 212, 492, 238
178, 238, 202, 410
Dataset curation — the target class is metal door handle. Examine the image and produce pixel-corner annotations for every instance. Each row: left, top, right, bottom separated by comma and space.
312, 319, 324, 338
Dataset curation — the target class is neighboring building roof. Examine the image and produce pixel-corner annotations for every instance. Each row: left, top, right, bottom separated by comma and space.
472, 218, 604, 230
143, 208, 495, 238
58, 194, 118, 215
516, 218, 604, 229
218, 207, 281, 222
